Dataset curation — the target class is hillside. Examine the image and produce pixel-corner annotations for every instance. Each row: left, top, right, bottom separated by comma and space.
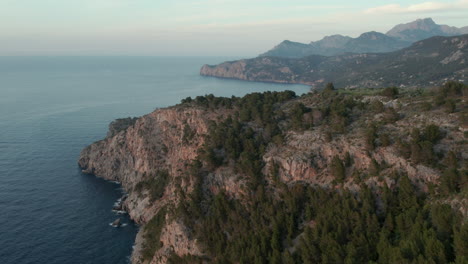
201, 34, 468, 89
79, 83, 468, 264
261, 18, 468, 58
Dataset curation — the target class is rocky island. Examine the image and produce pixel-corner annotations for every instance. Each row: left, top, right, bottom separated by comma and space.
79, 83, 467, 263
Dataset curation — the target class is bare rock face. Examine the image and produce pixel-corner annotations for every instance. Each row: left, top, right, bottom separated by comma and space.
262, 95, 466, 194
150, 219, 203, 264
79, 107, 210, 184
79, 106, 216, 262
200, 61, 247, 80
78, 91, 467, 263
79, 105, 246, 263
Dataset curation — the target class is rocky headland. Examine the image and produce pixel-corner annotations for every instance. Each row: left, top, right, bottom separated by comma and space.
201, 34, 468, 89
79, 83, 467, 263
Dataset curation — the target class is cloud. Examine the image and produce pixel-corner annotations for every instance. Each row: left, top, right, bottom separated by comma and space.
364, 0, 468, 14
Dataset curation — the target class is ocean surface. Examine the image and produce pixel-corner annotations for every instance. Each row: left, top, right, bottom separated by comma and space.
0, 56, 309, 264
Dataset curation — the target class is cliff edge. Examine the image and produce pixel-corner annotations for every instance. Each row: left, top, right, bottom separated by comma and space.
79, 85, 467, 264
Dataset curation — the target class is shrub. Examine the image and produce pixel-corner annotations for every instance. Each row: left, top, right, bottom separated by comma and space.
423, 124, 442, 143
322, 82, 337, 98
134, 170, 170, 202
445, 99, 456, 113
364, 125, 377, 151
439, 169, 460, 195
291, 103, 310, 131
142, 207, 167, 261
380, 87, 399, 99
330, 155, 345, 183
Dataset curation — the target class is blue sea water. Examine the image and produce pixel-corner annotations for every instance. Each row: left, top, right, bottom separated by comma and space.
0, 56, 309, 264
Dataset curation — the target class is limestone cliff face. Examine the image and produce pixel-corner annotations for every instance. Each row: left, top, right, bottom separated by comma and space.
264, 130, 443, 192
200, 58, 311, 85
78, 105, 245, 263
79, 106, 210, 263
200, 61, 247, 80
79, 91, 467, 263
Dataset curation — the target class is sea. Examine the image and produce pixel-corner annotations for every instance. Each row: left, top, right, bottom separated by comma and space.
0, 56, 309, 264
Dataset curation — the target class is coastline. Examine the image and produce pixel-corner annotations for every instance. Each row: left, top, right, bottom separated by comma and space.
78, 106, 212, 263
77, 85, 468, 263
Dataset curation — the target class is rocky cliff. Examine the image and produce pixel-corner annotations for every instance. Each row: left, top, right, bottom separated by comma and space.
79, 106, 219, 263
201, 34, 468, 89
79, 86, 467, 263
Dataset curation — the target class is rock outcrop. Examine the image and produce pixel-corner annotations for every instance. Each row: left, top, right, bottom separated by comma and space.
79, 88, 467, 263
79, 105, 245, 263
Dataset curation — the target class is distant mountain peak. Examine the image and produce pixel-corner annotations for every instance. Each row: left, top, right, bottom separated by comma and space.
387, 18, 438, 34
321, 34, 348, 40
358, 31, 389, 40
416, 17, 437, 26
259, 18, 467, 58
311, 34, 351, 49
203, 34, 468, 88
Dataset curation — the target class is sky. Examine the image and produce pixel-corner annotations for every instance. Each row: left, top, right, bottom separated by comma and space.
1, 0, 467, 56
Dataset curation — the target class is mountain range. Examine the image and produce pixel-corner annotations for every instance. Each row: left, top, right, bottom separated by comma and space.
201, 34, 468, 88
260, 18, 468, 58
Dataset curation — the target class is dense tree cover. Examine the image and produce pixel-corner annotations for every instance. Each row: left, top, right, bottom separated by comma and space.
176, 88, 466, 263
174, 175, 466, 264
192, 91, 297, 187
140, 84, 467, 263
318, 89, 362, 134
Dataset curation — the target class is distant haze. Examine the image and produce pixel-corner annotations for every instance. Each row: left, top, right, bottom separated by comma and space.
1, 0, 468, 56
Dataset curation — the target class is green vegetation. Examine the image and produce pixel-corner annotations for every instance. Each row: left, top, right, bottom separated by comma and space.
205, 35, 468, 89
330, 155, 345, 183
396, 124, 443, 167
140, 82, 467, 263
380, 86, 399, 99
175, 176, 466, 264
134, 170, 170, 202
107, 117, 138, 137
182, 124, 196, 144
183, 91, 297, 187
142, 206, 167, 261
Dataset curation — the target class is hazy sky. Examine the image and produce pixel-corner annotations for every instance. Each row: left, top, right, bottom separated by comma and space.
1, 0, 467, 56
